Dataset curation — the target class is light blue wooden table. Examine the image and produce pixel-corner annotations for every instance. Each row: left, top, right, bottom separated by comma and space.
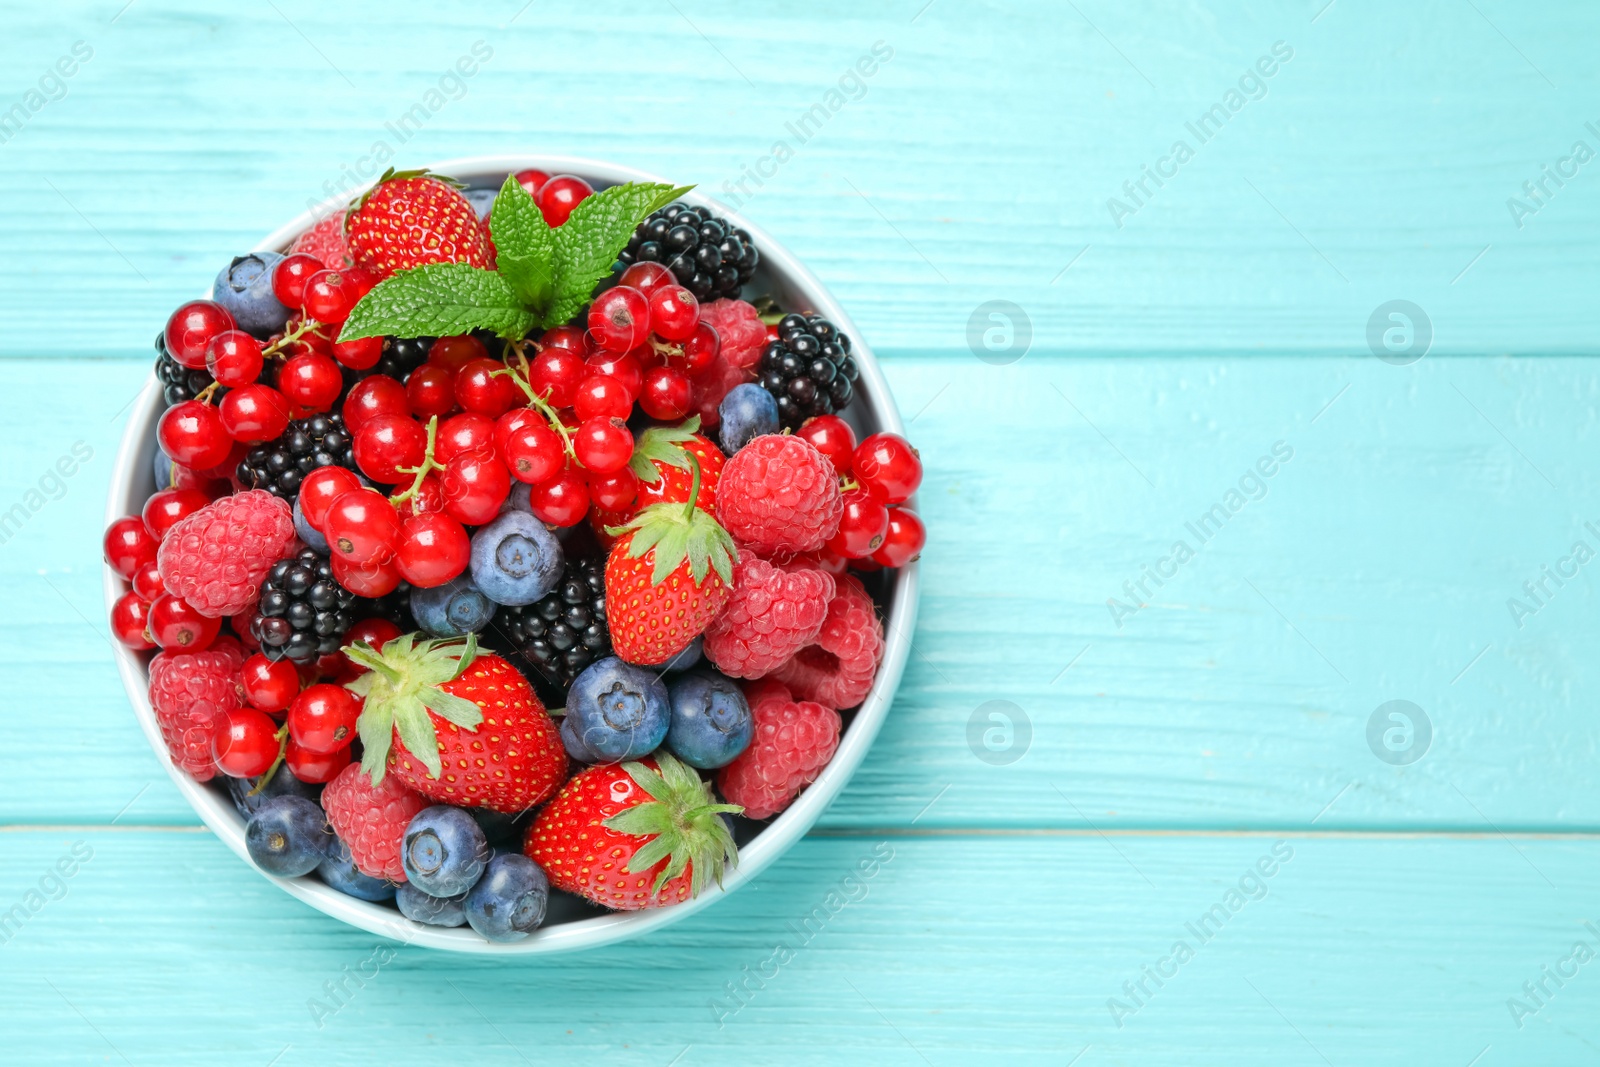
5, 1, 1600, 1062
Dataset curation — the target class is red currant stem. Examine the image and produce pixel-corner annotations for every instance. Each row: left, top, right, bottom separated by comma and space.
193, 381, 221, 406
388, 415, 445, 509
246, 723, 292, 797
649, 336, 685, 362
682, 453, 703, 523
839, 476, 861, 493
492, 365, 576, 460
261, 317, 326, 360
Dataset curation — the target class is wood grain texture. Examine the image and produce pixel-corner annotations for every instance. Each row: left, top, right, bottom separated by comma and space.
2, 830, 1597, 1065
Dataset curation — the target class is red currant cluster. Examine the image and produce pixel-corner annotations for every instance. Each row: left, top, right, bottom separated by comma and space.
797, 418, 926, 568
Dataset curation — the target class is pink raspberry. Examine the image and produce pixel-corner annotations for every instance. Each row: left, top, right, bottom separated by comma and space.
147, 640, 245, 782
718, 680, 841, 820
703, 558, 836, 678
321, 763, 429, 882
771, 574, 884, 710
290, 213, 352, 267
157, 490, 296, 618
699, 299, 767, 370
715, 434, 843, 556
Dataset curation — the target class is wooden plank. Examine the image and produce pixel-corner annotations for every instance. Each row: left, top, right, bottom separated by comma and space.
4, 2, 1600, 358
1, 829, 1596, 1063
11, 355, 1600, 830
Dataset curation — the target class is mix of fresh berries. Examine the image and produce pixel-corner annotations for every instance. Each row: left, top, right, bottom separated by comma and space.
106, 164, 926, 941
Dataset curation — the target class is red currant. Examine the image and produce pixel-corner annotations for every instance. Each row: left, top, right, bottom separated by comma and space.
110, 591, 154, 650
213, 708, 281, 777
130, 557, 166, 601
342, 375, 410, 433
647, 285, 700, 342
279, 352, 343, 412
528, 469, 590, 526
442, 449, 511, 525
455, 358, 518, 418
826, 489, 889, 558
220, 384, 292, 444
573, 376, 632, 421
354, 414, 427, 484
158, 400, 233, 469
680, 320, 720, 376
394, 471, 445, 518
853, 433, 922, 504
285, 739, 350, 783
394, 512, 472, 587
302, 269, 358, 324
798, 415, 857, 474
271, 253, 325, 310
618, 261, 675, 298
205, 330, 264, 387
332, 334, 384, 371
428, 335, 489, 374
330, 549, 401, 597
539, 324, 590, 355
514, 168, 551, 197
324, 488, 402, 565
588, 286, 650, 352
500, 414, 563, 484
528, 346, 586, 407
141, 488, 210, 540
437, 412, 496, 462
574, 418, 633, 474
588, 467, 639, 510
298, 466, 363, 532
584, 352, 643, 397
344, 617, 402, 655
537, 174, 593, 226
869, 508, 925, 568
342, 266, 379, 302
147, 592, 220, 650
406, 363, 457, 419
639, 366, 692, 421
165, 300, 236, 370
242, 653, 300, 713
104, 515, 158, 578
287, 684, 363, 754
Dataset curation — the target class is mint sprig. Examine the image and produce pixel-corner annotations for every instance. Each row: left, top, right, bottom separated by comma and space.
338, 176, 693, 343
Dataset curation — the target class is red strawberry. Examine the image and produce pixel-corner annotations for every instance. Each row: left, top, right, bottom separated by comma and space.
589, 416, 724, 545
344, 634, 568, 814
604, 455, 738, 665
525, 753, 740, 910
345, 170, 491, 280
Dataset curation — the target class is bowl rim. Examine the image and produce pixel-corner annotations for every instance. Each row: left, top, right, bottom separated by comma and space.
105, 154, 919, 954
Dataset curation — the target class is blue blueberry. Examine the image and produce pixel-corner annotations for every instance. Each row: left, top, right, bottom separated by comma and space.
464, 188, 497, 220
718, 383, 780, 454
152, 447, 173, 491
563, 657, 670, 763
402, 806, 490, 897
500, 481, 532, 515
411, 573, 496, 637
318, 837, 397, 902
396, 883, 469, 927
464, 853, 549, 942
648, 635, 703, 674
470, 510, 564, 607
212, 252, 291, 338
245, 796, 332, 877
227, 763, 320, 818
666, 671, 753, 769
293, 498, 329, 554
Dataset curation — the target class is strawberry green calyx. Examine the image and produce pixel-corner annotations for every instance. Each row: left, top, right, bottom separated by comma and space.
627, 415, 701, 485
347, 167, 463, 213
605, 752, 743, 898
607, 454, 737, 586
343, 633, 488, 784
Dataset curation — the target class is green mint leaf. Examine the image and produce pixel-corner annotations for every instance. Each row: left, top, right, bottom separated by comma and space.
489, 173, 556, 312
339, 263, 537, 342
544, 182, 694, 326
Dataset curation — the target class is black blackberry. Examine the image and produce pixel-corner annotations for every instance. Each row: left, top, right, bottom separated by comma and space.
617, 203, 758, 302
154, 331, 222, 408
374, 336, 433, 381
250, 550, 357, 663
757, 313, 859, 429
489, 557, 609, 694
236, 411, 357, 500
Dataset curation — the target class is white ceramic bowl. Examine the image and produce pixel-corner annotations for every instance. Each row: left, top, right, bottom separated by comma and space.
105, 155, 918, 954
